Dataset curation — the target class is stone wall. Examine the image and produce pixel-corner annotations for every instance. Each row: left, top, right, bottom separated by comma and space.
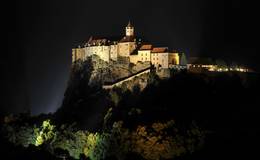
110, 44, 118, 61
118, 42, 136, 57
102, 68, 150, 90
72, 48, 86, 62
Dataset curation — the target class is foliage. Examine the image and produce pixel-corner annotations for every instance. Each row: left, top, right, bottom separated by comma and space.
53, 129, 88, 159
216, 59, 227, 68
110, 91, 121, 106
186, 121, 206, 153
109, 121, 131, 160
147, 68, 159, 86
180, 53, 187, 66
3, 123, 37, 147
128, 108, 142, 116
131, 120, 188, 160
2, 117, 205, 160
2, 119, 56, 148
35, 119, 56, 146
84, 132, 111, 160
103, 107, 113, 129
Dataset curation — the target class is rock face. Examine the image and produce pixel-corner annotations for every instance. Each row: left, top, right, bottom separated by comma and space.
86, 55, 150, 86
119, 72, 150, 91
56, 55, 152, 127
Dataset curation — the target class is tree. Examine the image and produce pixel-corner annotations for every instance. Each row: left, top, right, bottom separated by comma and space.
84, 132, 111, 160
35, 119, 56, 146
3, 123, 37, 147
131, 120, 187, 160
53, 130, 88, 159
180, 53, 187, 66
110, 91, 121, 106
103, 107, 113, 130
147, 68, 159, 86
216, 59, 227, 69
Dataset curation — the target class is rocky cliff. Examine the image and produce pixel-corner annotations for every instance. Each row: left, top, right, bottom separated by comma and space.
73, 55, 150, 86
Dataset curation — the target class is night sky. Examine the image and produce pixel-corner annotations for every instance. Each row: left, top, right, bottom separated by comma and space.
3, 0, 259, 115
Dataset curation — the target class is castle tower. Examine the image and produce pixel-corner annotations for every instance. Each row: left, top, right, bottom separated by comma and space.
126, 21, 134, 36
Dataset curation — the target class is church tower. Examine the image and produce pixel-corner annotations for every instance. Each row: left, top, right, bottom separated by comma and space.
126, 21, 134, 36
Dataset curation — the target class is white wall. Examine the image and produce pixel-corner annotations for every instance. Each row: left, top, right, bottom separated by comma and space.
126, 27, 134, 36
151, 53, 169, 68
138, 50, 151, 62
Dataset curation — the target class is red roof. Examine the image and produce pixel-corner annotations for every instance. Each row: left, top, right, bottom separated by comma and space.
151, 47, 168, 53
140, 44, 153, 50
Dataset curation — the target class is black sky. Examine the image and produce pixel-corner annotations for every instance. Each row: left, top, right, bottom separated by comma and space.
3, 0, 259, 115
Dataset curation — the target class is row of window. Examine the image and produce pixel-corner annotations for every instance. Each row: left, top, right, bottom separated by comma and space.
141, 53, 149, 56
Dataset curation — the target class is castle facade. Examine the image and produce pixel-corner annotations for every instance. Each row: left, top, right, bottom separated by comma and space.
72, 21, 182, 69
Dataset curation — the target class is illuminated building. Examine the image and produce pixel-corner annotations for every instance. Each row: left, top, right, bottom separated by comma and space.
187, 57, 217, 72
72, 21, 182, 69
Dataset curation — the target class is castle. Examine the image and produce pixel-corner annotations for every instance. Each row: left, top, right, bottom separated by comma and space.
72, 21, 184, 69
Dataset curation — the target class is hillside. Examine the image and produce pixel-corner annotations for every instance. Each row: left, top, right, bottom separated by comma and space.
1, 57, 260, 160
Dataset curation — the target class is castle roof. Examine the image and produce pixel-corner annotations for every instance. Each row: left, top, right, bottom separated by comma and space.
86, 36, 121, 46
151, 47, 168, 53
86, 36, 108, 46
140, 44, 153, 50
119, 36, 135, 43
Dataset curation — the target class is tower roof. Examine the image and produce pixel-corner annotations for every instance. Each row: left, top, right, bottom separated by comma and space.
127, 20, 133, 27
119, 36, 135, 42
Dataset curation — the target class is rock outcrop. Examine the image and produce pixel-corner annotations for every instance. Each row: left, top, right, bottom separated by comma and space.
85, 55, 150, 86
